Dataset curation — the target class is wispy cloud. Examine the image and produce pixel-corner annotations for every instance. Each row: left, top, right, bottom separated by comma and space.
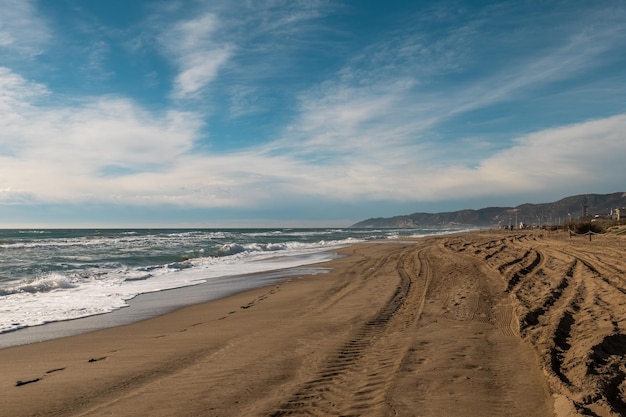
1, 59, 625, 210
159, 13, 233, 99
1, 1, 625, 221
0, 0, 50, 58
242, 1, 626, 206
152, 0, 335, 108
272, 0, 626, 159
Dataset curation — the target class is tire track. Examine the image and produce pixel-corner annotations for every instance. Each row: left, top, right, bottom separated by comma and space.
505, 249, 543, 292
269, 246, 429, 417
313, 246, 396, 313
439, 237, 519, 336
395, 231, 626, 416
485, 232, 626, 416
519, 260, 576, 330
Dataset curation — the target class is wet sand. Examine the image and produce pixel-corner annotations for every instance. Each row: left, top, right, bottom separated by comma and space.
2, 230, 625, 416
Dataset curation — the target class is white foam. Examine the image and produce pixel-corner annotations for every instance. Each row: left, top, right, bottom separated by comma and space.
0, 241, 347, 334
0, 273, 78, 295
0, 228, 466, 335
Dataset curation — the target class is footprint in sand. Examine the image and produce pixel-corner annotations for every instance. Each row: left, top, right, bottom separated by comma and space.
15, 378, 41, 387
16, 367, 67, 386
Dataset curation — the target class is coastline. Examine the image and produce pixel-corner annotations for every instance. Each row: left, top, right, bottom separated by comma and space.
2, 230, 625, 416
0, 227, 442, 335
0, 265, 332, 349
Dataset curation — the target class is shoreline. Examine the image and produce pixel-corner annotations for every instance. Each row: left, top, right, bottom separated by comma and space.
0, 264, 333, 349
2, 230, 625, 417
0, 231, 464, 348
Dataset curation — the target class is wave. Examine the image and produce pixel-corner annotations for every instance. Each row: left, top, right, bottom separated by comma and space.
216, 238, 361, 257
0, 228, 463, 335
0, 273, 78, 295
0, 237, 353, 298
123, 273, 153, 282
0, 230, 236, 251
217, 242, 289, 256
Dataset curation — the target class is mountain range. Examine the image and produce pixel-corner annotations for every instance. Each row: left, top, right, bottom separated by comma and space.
350, 192, 626, 228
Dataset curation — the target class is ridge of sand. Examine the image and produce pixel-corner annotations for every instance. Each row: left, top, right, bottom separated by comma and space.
1, 231, 625, 416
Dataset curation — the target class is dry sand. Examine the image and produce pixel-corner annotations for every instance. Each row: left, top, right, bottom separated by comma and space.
1, 230, 625, 416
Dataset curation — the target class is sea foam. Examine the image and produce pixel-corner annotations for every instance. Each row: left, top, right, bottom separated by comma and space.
0, 228, 461, 335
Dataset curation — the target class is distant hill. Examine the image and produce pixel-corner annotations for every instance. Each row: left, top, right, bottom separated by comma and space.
350, 192, 626, 228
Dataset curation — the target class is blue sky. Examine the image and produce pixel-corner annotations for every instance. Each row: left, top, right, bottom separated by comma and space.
1, 0, 625, 227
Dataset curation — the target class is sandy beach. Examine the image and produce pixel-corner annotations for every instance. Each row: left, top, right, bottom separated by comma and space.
2, 230, 625, 417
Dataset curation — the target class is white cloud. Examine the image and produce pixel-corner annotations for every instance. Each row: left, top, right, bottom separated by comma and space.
173, 47, 232, 98
247, 0, 329, 34
270, 76, 424, 162
0, 0, 50, 58
152, 1, 334, 110
159, 13, 233, 99
0, 67, 48, 99
427, 115, 626, 200
1, 57, 625, 211
0, 67, 204, 204
261, 42, 626, 203
1, 2, 625, 217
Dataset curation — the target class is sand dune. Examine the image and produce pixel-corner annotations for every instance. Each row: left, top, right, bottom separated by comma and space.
1, 230, 624, 416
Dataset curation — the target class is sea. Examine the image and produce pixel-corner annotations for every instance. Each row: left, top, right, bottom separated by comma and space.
0, 227, 462, 344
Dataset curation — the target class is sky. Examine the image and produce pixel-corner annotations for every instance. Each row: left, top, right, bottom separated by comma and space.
1, 0, 625, 228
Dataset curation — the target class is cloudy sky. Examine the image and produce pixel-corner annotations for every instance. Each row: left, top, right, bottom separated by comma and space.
1, 0, 625, 227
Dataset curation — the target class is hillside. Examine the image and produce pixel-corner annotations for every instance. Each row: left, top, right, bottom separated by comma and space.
350, 192, 626, 228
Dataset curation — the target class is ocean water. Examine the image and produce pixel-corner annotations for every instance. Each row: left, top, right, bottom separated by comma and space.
0, 227, 460, 336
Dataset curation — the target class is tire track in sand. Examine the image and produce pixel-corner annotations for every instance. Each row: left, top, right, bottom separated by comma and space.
460, 231, 626, 416
269, 245, 430, 417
